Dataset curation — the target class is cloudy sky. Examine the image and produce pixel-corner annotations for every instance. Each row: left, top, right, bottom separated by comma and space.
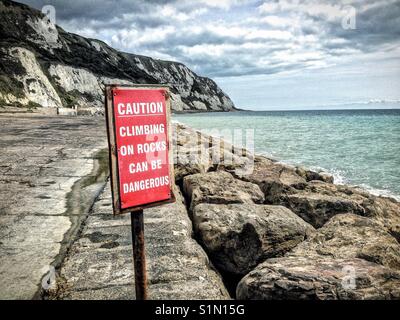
18, 0, 400, 110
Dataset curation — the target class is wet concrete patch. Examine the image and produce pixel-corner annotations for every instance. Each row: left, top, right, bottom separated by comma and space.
36, 195, 52, 199
85, 231, 119, 244
100, 242, 120, 249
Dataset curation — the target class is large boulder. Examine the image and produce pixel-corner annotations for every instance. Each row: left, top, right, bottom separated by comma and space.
239, 156, 307, 203
362, 196, 400, 242
289, 214, 400, 270
281, 192, 365, 228
237, 213, 400, 300
173, 124, 213, 184
237, 256, 400, 300
192, 203, 314, 275
289, 181, 400, 235
295, 166, 334, 184
174, 145, 212, 184
183, 171, 265, 210
173, 124, 254, 184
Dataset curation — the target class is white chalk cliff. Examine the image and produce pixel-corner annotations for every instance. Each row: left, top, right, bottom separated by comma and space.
0, 0, 236, 113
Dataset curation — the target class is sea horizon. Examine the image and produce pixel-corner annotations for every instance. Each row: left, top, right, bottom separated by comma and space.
233, 100, 400, 112
240, 107, 400, 112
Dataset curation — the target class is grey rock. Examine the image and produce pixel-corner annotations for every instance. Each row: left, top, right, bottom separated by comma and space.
237, 256, 400, 300
292, 181, 400, 236
295, 167, 334, 183
237, 213, 400, 300
183, 171, 265, 210
173, 124, 253, 184
362, 195, 400, 242
281, 191, 365, 228
192, 203, 314, 275
173, 123, 214, 184
2, 113, 400, 300
239, 156, 307, 203
289, 214, 400, 270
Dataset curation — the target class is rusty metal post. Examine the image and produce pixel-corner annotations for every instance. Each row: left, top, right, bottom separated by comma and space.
130, 210, 148, 300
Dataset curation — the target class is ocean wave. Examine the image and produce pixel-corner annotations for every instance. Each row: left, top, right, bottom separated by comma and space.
308, 166, 348, 185
307, 166, 400, 201
357, 185, 400, 202
314, 168, 399, 200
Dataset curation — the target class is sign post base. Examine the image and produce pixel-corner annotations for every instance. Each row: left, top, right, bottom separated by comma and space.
130, 210, 148, 300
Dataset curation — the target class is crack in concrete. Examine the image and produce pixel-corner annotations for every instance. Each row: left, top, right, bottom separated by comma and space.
176, 178, 233, 299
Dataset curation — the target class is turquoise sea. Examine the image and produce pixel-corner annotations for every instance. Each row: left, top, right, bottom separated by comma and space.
174, 108, 400, 200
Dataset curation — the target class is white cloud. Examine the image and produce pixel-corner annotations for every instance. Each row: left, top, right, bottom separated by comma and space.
161, 5, 190, 21
259, 15, 293, 27
245, 29, 293, 40
206, 25, 247, 38
258, 2, 280, 14
199, 0, 241, 10
180, 43, 229, 57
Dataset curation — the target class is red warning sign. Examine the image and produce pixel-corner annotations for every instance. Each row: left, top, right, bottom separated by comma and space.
105, 85, 174, 214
